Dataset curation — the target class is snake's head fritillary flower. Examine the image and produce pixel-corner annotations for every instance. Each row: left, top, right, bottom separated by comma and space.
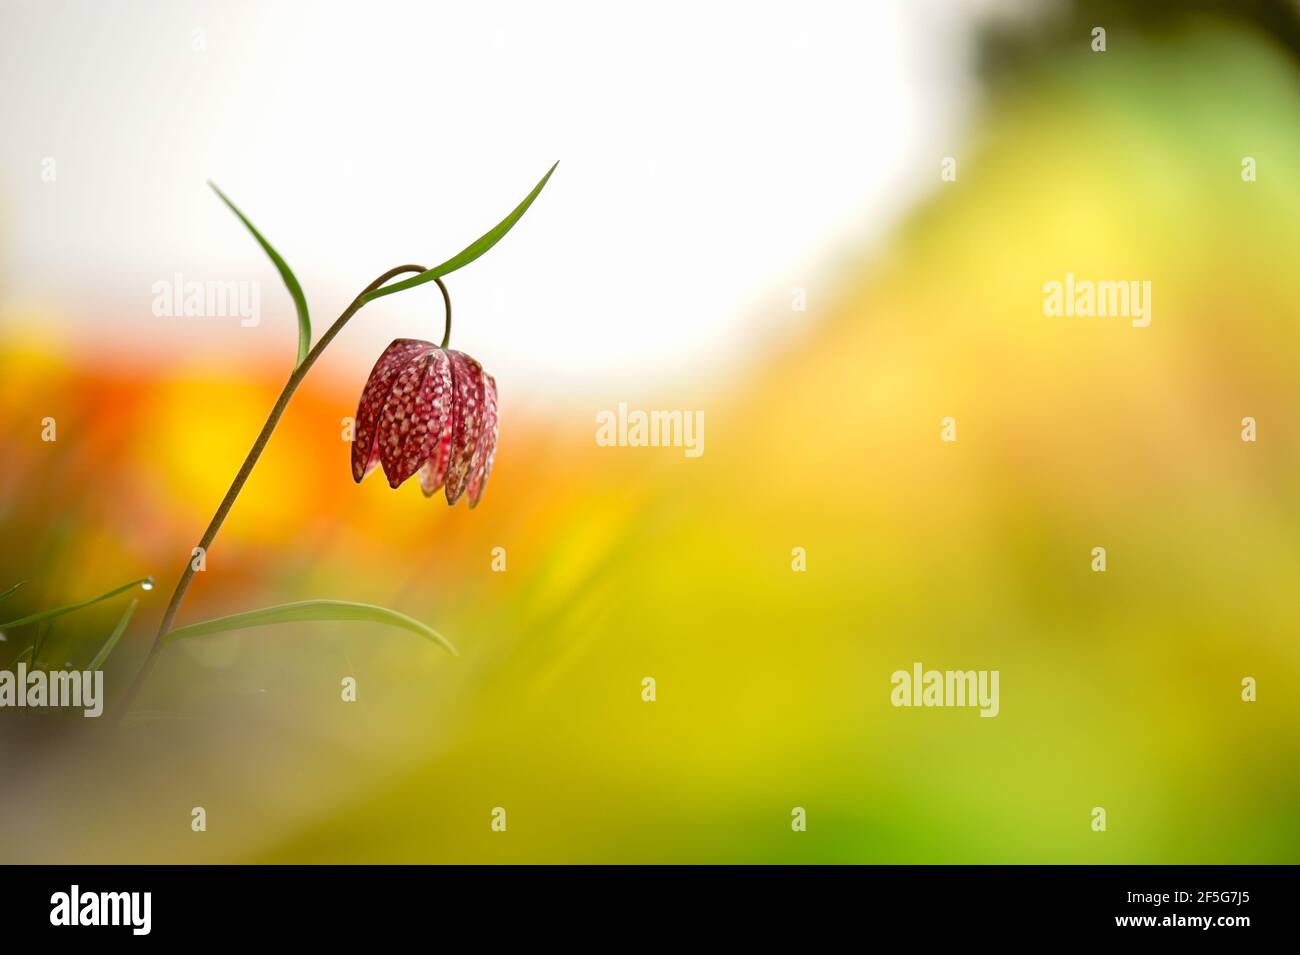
352, 339, 499, 507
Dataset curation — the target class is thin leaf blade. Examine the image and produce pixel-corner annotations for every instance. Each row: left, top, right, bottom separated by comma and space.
362, 161, 558, 303
209, 181, 313, 366
162, 599, 456, 655
88, 598, 139, 671
0, 581, 25, 605
0, 577, 153, 631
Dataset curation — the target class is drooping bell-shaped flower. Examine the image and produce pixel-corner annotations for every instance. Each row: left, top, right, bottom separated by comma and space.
352, 339, 498, 507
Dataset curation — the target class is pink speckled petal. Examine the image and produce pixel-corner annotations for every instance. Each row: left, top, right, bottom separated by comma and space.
467, 373, 498, 508
443, 351, 485, 505
418, 434, 452, 497
394, 348, 453, 493
351, 339, 434, 483
377, 356, 429, 488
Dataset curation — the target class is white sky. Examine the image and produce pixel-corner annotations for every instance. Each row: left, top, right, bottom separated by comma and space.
0, 0, 985, 396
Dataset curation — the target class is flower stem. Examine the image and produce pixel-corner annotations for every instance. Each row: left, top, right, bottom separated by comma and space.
113, 264, 430, 721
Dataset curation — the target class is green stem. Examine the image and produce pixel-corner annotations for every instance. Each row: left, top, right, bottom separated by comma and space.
113, 264, 430, 721
433, 276, 452, 349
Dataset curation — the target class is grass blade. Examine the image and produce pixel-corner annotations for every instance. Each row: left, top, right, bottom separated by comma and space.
162, 599, 456, 655
0, 577, 153, 631
209, 181, 313, 367
362, 161, 558, 303
0, 581, 25, 605
88, 598, 139, 671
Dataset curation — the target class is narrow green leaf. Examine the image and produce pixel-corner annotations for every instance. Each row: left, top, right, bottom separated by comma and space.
14, 620, 50, 669
0, 577, 153, 631
88, 598, 139, 671
162, 599, 457, 655
0, 581, 25, 605
209, 181, 313, 367
362, 161, 558, 303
